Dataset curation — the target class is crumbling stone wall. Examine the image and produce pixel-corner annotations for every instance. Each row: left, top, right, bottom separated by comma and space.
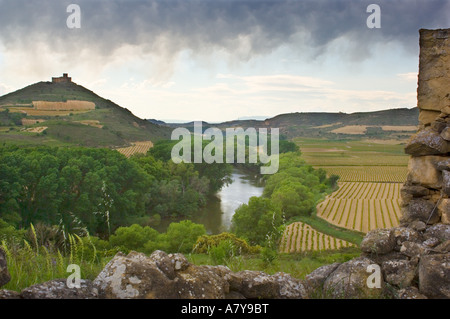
359, 28, 450, 299
403, 29, 450, 226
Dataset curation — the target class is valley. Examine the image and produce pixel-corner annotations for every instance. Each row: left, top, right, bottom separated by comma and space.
0, 75, 417, 292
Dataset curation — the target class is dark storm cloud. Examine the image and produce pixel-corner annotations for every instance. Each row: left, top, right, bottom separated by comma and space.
0, 0, 448, 61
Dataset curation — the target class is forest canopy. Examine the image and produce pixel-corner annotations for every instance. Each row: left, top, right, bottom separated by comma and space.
0, 145, 231, 236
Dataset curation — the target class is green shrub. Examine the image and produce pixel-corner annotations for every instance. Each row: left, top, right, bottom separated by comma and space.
193, 232, 260, 255
164, 220, 206, 254
0, 218, 25, 245
207, 239, 236, 265
109, 224, 159, 253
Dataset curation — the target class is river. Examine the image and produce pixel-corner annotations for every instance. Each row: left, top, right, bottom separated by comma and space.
154, 168, 264, 234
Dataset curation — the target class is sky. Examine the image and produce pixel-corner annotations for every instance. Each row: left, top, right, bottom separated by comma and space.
0, 0, 449, 122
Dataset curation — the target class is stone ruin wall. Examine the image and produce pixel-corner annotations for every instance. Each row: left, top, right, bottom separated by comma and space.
403, 29, 450, 226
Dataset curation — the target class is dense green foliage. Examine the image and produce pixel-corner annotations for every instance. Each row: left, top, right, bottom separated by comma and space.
0, 109, 24, 126
107, 220, 206, 254
0, 144, 232, 236
231, 197, 284, 246
231, 151, 338, 246
0, 214, 360, 292
0, 146, 150, 235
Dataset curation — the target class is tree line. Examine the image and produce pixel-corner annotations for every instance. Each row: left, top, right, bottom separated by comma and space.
0, 144, 231, 237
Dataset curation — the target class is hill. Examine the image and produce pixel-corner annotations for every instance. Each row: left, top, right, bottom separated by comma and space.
161, 107, 419, 140
0, 75, 171, 148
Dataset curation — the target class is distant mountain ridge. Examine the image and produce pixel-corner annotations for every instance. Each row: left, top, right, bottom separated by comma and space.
0, 75, 419, 147
154, 107, 419, 139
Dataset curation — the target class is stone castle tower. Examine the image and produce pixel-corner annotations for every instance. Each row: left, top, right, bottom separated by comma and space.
51, 73, 72, 83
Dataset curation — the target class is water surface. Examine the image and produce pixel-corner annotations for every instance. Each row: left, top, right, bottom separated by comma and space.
155, 168, 264, 234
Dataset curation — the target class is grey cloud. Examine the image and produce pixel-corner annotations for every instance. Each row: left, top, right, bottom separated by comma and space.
0, 0, 448, 62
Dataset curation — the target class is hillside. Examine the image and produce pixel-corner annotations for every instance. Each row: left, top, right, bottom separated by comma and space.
159, 107, 419, 140
0, 75, 171, 148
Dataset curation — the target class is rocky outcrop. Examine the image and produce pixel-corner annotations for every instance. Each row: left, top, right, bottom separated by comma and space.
0, 250, 309, 299
302, 224, 449, 299
20, 279, 99, 299
93, 250, 308, 299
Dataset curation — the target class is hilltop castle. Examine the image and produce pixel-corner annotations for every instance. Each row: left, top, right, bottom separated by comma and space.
52, 73, 72, 83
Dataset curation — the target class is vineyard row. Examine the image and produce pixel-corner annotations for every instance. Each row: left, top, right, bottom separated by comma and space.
280, 221, 356, 253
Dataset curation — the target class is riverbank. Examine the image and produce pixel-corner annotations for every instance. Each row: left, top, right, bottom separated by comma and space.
153, 167, 264, 234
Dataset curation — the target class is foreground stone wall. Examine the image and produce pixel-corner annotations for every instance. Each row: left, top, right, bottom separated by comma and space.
403, 29, 449, 227
417, 29, 450, 128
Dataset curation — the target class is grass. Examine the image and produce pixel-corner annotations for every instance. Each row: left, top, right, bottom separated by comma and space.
187, 246, 361, 280
1, 235, 361, 293
292, 213, 365, 246
0, 220, 361, 293
1, 231, 111, 292
295, 138, 409, 167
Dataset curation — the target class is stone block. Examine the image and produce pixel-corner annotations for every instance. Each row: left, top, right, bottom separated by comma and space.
405, 128, 450, 155
407, 156, 443, 189
419, 110, 441, 126
418, 253, 450, 299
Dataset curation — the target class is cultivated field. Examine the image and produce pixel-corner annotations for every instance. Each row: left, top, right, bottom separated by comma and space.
316, 182, 402, 233
6, 100, 96, 117
280, 221, 356, 253
318, 166, 408, 182
8, 108, 92, 116
75, 120, 103, 128
116, 141, 154, 157
331, 125, 369, 135
330, 125, 417, 135
21, 118, 46, 125
293, 138, 409, 234
32, 100, 95, 111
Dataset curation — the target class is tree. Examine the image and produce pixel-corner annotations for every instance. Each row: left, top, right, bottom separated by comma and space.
0, 147, 153, 236
164, 220, 206, 253
109, 224, 159, 252
270, 182, 315, 218
279, 140, 300, 154
231, 197, 284, 246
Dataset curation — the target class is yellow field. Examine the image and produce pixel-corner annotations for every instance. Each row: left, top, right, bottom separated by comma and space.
317, 166, 408, 182
316, 182, 401, 233
331, 125, 369, 135
294, 138, 409, 234
330, 125, 418, 135
381, 125, 418, 131
116, 141, 154, 157
9, 108, 91, 116
280, 221, 356, 253
32, 100, 95, 111
75, 120, 103, 128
